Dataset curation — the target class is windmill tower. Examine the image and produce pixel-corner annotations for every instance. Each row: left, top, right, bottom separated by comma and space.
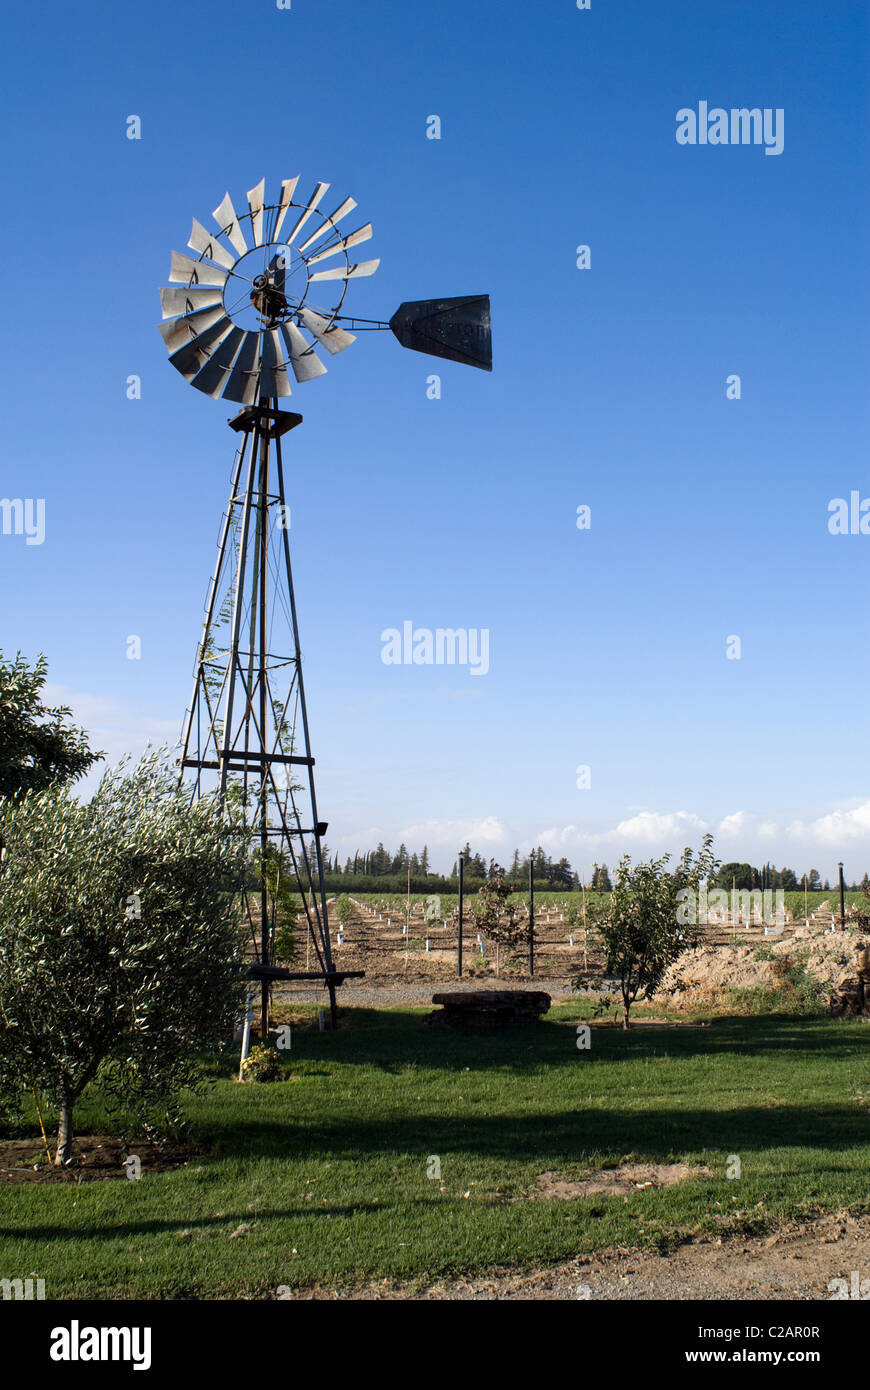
159, 174, 491, 1036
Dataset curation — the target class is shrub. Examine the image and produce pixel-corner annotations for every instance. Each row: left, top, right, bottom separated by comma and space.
728, 955, 825, 1016
240, 1045, 287, 1083
574, 835, 718, 1028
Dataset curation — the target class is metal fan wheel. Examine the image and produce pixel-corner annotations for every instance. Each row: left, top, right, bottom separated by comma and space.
158, 176, 380, 405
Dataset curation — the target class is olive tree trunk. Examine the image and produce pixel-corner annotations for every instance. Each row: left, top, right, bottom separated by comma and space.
622, 986, 632, 1030
54, 1079, 74, 1166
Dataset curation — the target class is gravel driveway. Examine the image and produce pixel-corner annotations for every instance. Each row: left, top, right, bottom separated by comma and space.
276, 977, 578, 1006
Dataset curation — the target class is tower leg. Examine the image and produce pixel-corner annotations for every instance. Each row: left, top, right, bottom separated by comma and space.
327, 980, 338, 1031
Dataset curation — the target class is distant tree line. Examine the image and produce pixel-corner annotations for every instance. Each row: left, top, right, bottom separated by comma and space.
713, 862, 869, 893
320, 842, 869, 896
326, 842, 432, 878
321, 841, 586, 893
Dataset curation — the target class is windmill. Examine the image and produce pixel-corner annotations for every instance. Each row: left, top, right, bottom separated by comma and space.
159, 174, 492, 1035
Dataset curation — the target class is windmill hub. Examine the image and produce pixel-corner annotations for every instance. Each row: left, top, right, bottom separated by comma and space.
236, 243, 310, 328
250, 272, 290, 326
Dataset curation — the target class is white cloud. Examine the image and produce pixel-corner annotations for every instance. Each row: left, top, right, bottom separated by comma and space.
532, 811, 707, 857
531, 824, 584, 851
613, 810, 708, 843
717, 811, 746, 838
428, 803, 870, 879
545, 803, 870, 878
787, 801, 870, 846
395, 815, 506, 848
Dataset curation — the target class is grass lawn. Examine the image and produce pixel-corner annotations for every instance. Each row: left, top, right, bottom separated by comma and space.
1, 1004, 868, 1299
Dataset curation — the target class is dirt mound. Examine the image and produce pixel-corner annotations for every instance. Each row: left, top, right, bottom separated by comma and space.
659, 926, 862, 1006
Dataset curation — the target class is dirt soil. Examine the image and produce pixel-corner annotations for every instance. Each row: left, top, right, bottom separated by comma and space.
0, 1135, 192, 1183
281, 898, 856, 998
278, 897, 601, 984
526, 1162, 710, 1200
660, 924, 864, 1006
280, 1212, 870, 1300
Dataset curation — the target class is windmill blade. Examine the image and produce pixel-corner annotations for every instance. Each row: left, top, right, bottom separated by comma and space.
306, 224, 373, 265
272, 176, 300, 240
169, 251, 229, 288
190, 326, 246, 399
284, 182, 330, 246
160, 286, 224, 319
309, 258, 380, 282
297, 307, 356, 356
169, 318, 235, 382
158, 304, 227, 354
247, 178, 266, 246
259, 329, 293, 398
188, 218, 237, 270
213, 192, 249, 257
297, 196, 357, 253
222, 330, 260, 404
280, 322, 327, 382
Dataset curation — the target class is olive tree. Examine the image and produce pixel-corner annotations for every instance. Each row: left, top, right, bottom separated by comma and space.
0, 752, 247, 1163
0, 650, 101, 800
576, 835, 719, 1029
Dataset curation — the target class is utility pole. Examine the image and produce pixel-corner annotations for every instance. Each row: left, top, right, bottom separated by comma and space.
457, 853, 464, 978
529, 854, 535, 978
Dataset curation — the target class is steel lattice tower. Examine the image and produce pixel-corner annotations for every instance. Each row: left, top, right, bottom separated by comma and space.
179, 402, 340, 1034
158, 173, 491, 1038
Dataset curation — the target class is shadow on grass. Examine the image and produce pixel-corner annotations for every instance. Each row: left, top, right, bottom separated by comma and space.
6, 1102, 868, 1245
174, 1011, 870, 1168
291, 1008, 868, 1071
199, 1100, 870, 1166
122, 1011, 867, 1086
1, 1202, 375, 1244
6, 1013, 865, 1176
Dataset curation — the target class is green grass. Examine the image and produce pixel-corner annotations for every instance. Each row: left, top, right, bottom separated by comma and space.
783, 890, 865, 918
1, 1005, 868, 1299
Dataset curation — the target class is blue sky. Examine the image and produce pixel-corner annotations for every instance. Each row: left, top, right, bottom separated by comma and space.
1, 0, 869, 877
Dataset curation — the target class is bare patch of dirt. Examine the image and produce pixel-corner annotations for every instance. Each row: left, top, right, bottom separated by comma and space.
526, 1162, 710, 1200
275, 1212, 870, 1300
585, 1019, 711, 1030
0, 1135, 194, 1184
